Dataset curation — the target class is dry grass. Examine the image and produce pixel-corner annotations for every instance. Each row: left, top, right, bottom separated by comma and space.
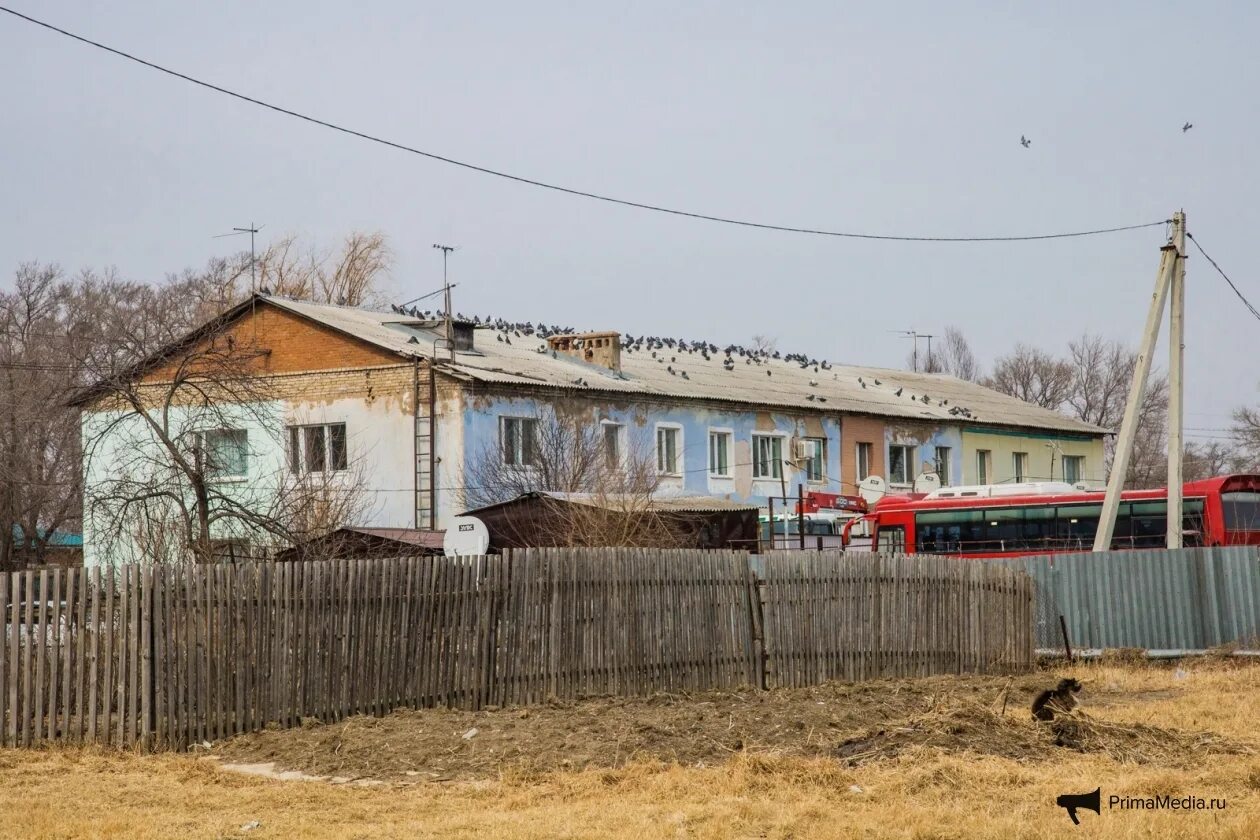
2, 661, 1258, 839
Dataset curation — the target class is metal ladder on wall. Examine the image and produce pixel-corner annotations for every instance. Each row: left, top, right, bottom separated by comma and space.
415, 393, 433, 530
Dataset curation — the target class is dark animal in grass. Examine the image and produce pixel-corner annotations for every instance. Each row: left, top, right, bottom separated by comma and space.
1032, 678, 1082, 721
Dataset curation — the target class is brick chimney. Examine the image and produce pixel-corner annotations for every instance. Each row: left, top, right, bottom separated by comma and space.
547, 331, 621, 372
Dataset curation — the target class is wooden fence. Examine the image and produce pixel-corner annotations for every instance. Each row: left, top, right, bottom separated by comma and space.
0, 548, 1033, 751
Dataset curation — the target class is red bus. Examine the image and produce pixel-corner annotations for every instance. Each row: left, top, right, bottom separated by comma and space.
843, 474, 1260, 558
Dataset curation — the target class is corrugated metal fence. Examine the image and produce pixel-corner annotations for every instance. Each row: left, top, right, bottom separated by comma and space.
997, 547, 1260, 651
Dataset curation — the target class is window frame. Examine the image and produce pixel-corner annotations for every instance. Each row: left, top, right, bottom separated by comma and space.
500, 416, 540, 467
655, 423, 682, 476
201, 428, 249, 480
976, 449, 991, 485
1013, 451, 1029, 483
933, 446, 951, 486
888, 443, 915, 486
707, 428, 733, 478
856, 441, 873, 482
751, 433, 785, 480
802, 437, 826, 483
601, 421, 623, 470
1062, 454, 1084, 484
285, 422, 349, 475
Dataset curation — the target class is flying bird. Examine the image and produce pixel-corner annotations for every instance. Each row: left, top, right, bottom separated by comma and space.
1020, 135, 1031, 148
1183, 122, 1193, 132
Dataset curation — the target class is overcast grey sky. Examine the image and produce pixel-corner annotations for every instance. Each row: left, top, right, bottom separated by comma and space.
2, 1, 1257, 440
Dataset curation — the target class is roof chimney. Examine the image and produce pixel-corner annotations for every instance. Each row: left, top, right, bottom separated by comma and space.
547, 331, 621, 372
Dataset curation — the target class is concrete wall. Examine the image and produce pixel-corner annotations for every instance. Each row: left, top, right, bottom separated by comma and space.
459, 390, 844, 511
961, 428, 1105, 487
83, 365, 421, 568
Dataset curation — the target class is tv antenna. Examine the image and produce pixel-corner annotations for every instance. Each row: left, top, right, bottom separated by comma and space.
214, 222, 264, 287
889, 330, 936, 372
433, 244, 458, 362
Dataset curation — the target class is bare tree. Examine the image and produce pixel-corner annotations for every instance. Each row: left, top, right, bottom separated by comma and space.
920, 326, 980, 381
1184, 440, 1245, 482
1230, 406, 1260, 470
984, 344, 1075, 409
230, 231, 392, 307
462, 410, 687, 547
750, 334, 778, 356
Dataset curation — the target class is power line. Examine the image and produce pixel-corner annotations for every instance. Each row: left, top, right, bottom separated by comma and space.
0, 6, 1168, 244
1186, 231, 1260, 323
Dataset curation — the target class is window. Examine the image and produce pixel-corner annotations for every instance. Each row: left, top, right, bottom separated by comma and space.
1062, 455, 1084, 484
286, 423, 348, 474
602, 423, 622, 469
708, 431, 732, 477
752, 435, 783, 479
976, 449, 991, 485
656, 426, 680, 474
888, 444, 914, 485
501, 417, 538, 466
856, 442, 873, 481
1013, 452, 1029, 482
802, 438, 825, 482
933, 446, 951, 486
202, 429, 248, 478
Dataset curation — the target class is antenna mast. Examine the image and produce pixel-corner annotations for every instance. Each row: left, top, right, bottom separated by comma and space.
432, 244, 457, 362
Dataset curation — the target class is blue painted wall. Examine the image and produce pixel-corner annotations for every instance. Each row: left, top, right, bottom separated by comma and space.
884, 424, 963, 489
461, 392, 845, 508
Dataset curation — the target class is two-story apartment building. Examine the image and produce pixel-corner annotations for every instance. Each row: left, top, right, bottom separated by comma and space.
78, 295, 1106, 565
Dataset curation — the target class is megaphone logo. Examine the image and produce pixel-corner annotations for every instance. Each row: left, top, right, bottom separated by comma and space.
1056, 787, 1101, 825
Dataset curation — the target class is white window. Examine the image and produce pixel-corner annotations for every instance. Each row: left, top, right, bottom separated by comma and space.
752, 435, 783, 480
501, 417, 538, 466
802, 437, 826, 483
201, 429, 248, 479
708, 431, 732, 477
856, 442, 873, 481
286, 423, 348, 474
1062, 455, 1084, 484
1013, 451, 1029, 483
976, 449, 991, 485
933, 446, 951, 486
888, 444, 914, 485
656, 426, 680, 475
602, 422, 622, 469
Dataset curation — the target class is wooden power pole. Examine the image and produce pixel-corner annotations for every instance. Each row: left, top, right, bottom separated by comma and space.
1093, 211, 1186, 551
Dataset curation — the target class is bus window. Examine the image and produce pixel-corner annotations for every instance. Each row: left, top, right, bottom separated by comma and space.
1129, 500, 1167, 548
1222, 492, 1260, 532
983, 508, 1023, 551
877, 525, 906, 554
1055, 503, 1101, 549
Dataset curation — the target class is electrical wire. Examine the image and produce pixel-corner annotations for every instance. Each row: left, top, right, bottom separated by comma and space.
1186, 231, 1260, 323
0, 5, 1169, 243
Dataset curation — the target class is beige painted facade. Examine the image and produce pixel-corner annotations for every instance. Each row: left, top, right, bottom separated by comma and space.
960, 428, 1105, 487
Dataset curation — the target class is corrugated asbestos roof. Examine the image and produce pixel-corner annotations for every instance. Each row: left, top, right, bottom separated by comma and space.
262, 296, 1104, 435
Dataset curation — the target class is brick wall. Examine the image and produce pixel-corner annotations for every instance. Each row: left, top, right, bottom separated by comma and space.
143, 302, 402, 382
840, 415, 887, 492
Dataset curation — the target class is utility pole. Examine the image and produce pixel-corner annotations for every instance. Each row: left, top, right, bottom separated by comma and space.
1167, 215, 1187, 547
1093, 211, 1185, 551
432, 244, 457, 363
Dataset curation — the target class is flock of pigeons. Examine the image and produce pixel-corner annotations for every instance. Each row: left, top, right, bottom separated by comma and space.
389, 306, 980, 419
1021, 122, 1192, 149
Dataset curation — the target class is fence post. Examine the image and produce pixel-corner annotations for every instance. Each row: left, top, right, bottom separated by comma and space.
745, 560, 767, 690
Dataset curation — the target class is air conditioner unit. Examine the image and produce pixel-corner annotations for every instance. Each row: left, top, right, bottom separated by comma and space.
793, 440, 816, 460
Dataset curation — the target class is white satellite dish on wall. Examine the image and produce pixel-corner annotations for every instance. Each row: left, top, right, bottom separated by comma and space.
858, 475, 886, 505
913, 472, 942, 494
444, 515, 490, 557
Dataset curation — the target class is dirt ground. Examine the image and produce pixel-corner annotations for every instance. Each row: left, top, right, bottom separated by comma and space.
1, 659, 1258, 839
212, 665, 1251, 782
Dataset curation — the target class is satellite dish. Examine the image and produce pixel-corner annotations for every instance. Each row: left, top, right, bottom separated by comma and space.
913, 472, 942, 494
858, 475, 887, 505
443, 515, 490, 557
